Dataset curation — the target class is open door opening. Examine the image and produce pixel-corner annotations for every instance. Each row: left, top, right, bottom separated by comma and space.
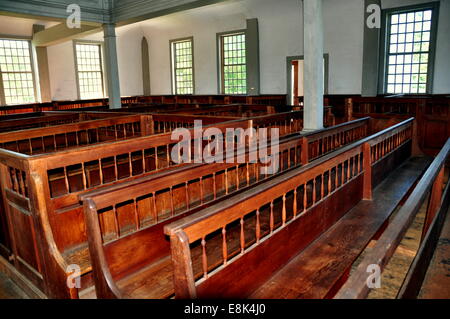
288, 55, 328, 106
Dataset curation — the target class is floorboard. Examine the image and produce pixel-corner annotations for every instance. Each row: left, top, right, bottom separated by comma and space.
0, 272, 29, 299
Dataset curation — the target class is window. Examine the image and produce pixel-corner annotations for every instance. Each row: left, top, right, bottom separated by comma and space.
220, 32, 247, 95
75, 42, 104, 99
0, 39, 36, 105
170, 38, 194, 94
383, 4, 438, 94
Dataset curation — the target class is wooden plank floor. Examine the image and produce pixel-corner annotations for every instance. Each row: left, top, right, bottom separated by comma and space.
364, 169, 448, 299
249, 156, 431, 299
362, 200, 426, 299
0, 272, 29, 299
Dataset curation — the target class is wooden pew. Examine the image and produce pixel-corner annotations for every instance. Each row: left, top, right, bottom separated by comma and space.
335, 138, 450, 299
0, 111, 139, 134
347, 96, 450, 156
80, 118, 370, 299
0, 99, 109, 115
160, 104, 275, 117
0, 113, 80, 133
0, 95, 288, 116
0, 115, 152, 155
0, 111, 304, 298
118, 103, 276, 119
293, 105, 336, 127
149, 114, 237, 134
81, 137, 302, 299
163, 118, 423, 299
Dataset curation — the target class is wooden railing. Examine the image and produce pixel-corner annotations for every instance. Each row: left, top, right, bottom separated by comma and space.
0, 113, 81, 133
79, 117, 371, 299
164, 118, 414, 298
0, 115, 150, 155
0, 95, 288, 115
0, 110, 302, 298
151, 114, 238, 134
334, 138, 450, 299
0, 98, 107, 115
301, 117, 369, 164
162, 104, 275, 117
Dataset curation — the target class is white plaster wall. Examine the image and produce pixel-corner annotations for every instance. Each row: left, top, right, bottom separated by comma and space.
140, 1, 248, 94
47, 41, 78, 100
138, 0, 365, 95
0, 16, 57, 37
323, 0, 364, 94
47, 24, 145, 100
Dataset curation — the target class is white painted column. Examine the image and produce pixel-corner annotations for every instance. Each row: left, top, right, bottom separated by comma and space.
303, 0, 324, 131
103, 23, 121, 109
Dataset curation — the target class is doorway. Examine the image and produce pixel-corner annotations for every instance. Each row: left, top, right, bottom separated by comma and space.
286, 54, 329, 106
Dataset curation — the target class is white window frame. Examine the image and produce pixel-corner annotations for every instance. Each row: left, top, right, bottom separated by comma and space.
379, 2, 440, 95
73, 40, 106, 100
218, 31, 247, 95
0, 36, 38, 106
170, 37, 195, 95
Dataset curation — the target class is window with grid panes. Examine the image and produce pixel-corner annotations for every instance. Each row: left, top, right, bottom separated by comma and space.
384, 7, 437, 94
171, 39, 194, 94
221, 33, 247, 95
0, 39, 36, 105
75, 43, 104, 99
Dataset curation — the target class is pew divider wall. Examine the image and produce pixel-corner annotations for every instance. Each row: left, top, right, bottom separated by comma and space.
164, 118, 414, 298
80, 117, 371, 299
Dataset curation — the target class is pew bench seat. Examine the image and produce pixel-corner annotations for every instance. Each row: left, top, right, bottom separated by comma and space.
116, 256, 174, 299
62, 246, 92, 276
250, 156, 432, 299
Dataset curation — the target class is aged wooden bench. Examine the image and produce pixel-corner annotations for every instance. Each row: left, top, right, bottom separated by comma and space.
0, 94, 288, 116
347, 95, 450, 156
164, 118, 420, 299
79, 118, 370, 299
335, 138, 450, 299
0, 113, 81, 132
0, 114, 151, 155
